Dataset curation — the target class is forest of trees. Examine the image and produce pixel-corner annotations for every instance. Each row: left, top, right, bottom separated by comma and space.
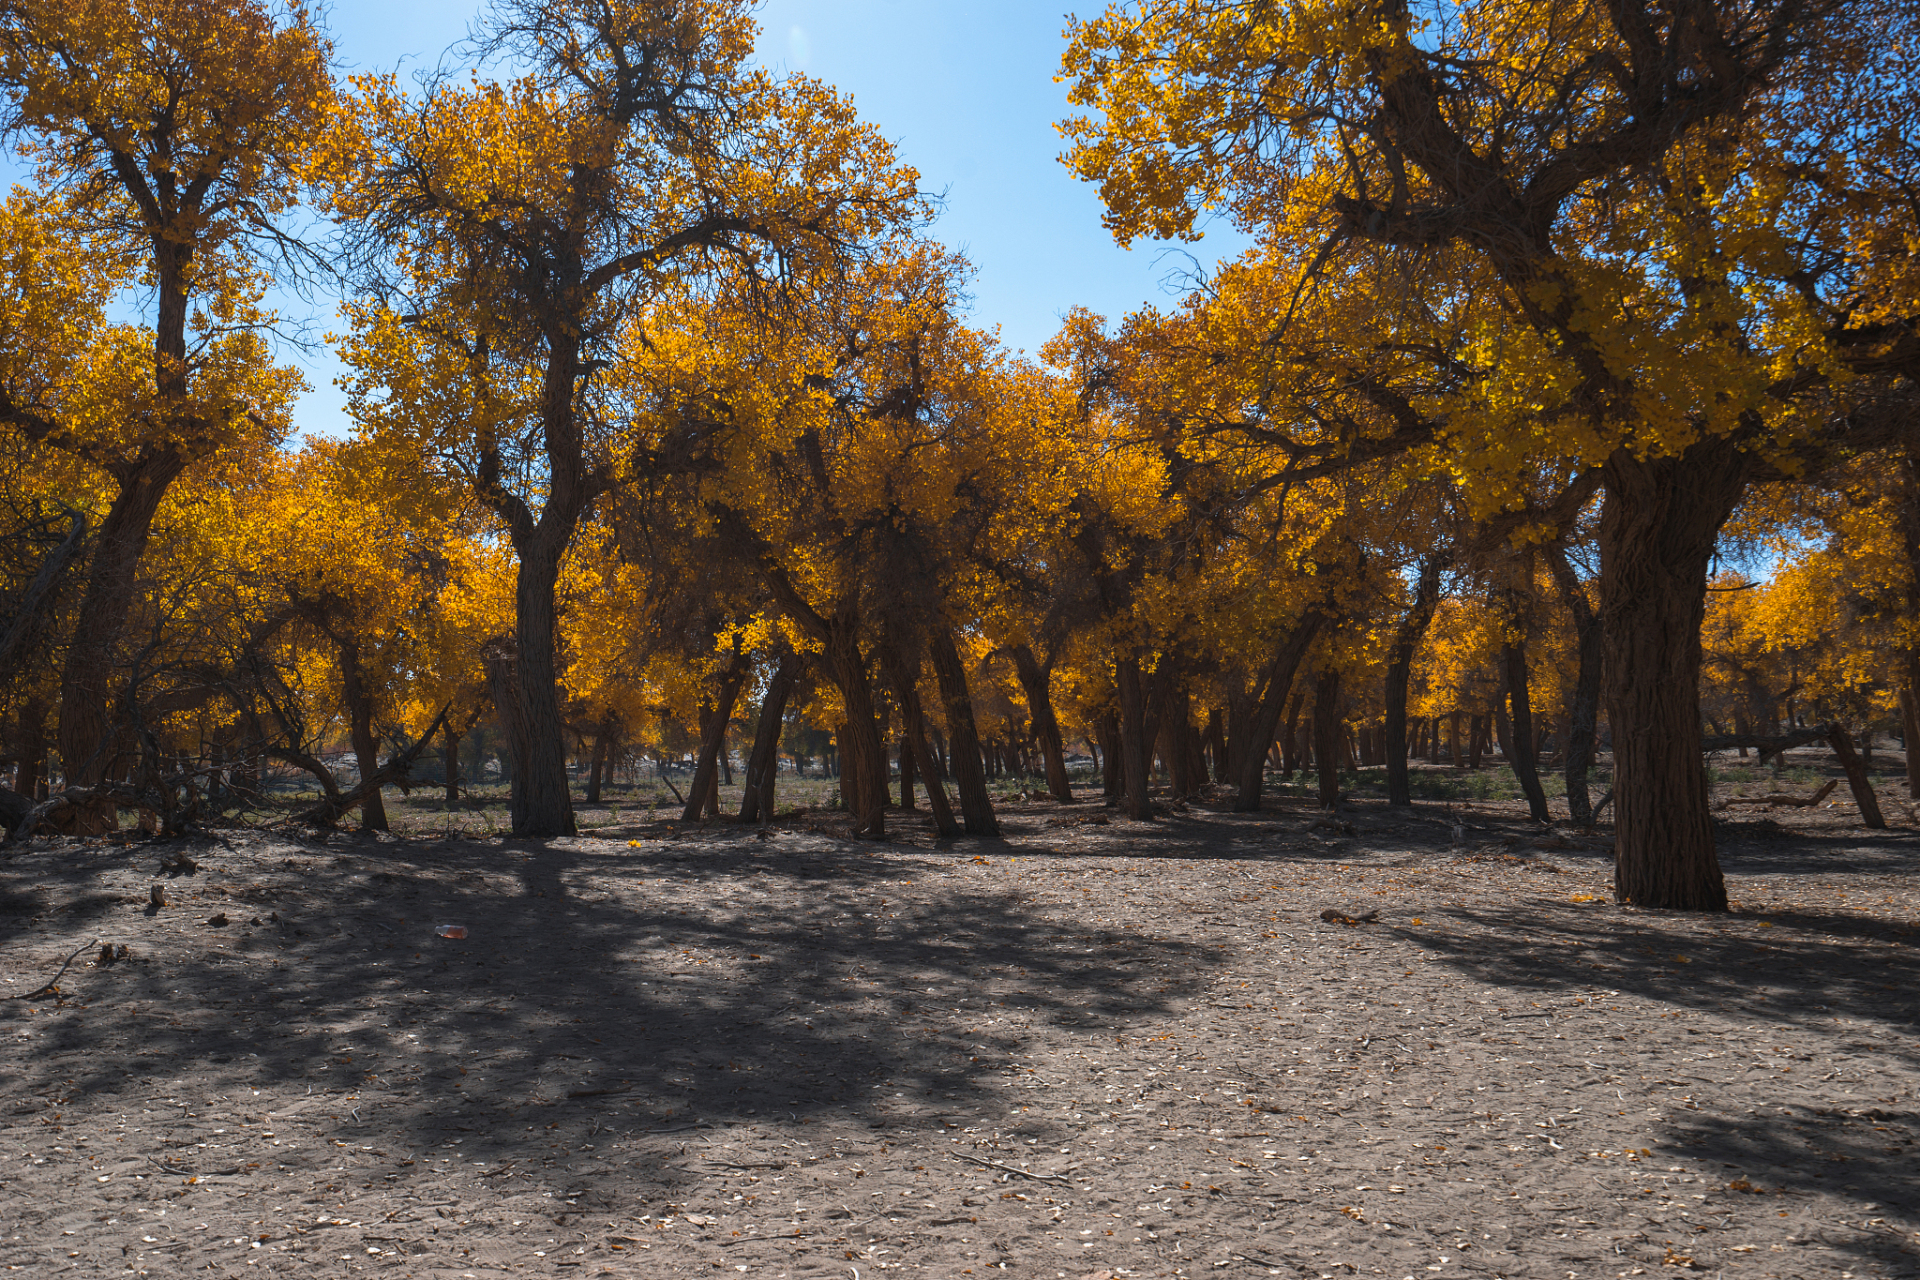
0, 0, 1917, 914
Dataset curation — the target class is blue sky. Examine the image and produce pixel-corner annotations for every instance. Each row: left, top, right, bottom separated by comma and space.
14, 1, 1250, 438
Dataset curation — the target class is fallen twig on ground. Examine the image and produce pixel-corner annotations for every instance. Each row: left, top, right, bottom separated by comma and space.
5, 937, 98, 1000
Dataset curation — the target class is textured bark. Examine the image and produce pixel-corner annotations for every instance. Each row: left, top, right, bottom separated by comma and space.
1385, 556, 1444, 806
1545, 544, 1603, 824
504, 539, 578, 836
1601, 441, 1751, 911
1312, 667, 1344, 809
1009, 644, 1075, 802
1203, 708, 1228, 784
883, 642, 959, 837
739, 653, 800, 824
929, 628, 999, 836
1502, 637, 1552, 823
1827, 724, 1886, 829
1232, 612, 1328, 811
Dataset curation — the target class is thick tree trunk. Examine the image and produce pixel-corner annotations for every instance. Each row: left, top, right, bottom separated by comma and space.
929, 628, 999, 836
1545, 544, 1603, 824
829, 634, 888, 835
1601, 442, 1752, 911
1502, 638, 1552, 823
739, 653, 800, 824
52, 453, 190, 833
503, 538, 576, 836
1010, 643, 1075, 802
1115, 656, 1153, 820
1232, 613, 1327, 811
1097, 709, 1122, 799
1826, 724, 1886, 829
683, 654, 749, 823
336, 638, 389, 832
1313, 667, 1343, 809
1386, 556, 1444, 806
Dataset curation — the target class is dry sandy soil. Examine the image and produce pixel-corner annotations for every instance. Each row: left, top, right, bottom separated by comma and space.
3, 768, 1918, 1280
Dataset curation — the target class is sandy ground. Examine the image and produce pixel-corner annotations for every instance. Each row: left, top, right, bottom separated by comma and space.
2, 775, 1917, 1280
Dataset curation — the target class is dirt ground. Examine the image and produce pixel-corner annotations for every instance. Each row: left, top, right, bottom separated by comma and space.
3, 757, 1918, 1280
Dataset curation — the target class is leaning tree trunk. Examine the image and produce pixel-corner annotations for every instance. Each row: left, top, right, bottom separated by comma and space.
739, 653, 801, 824
1010, 643, 1074, 802
53, 452, 189, 833
1385, 556, 1444, 806
929, 628, 999, 836
1312, 667, 1344, 809
1826, 724, 1886, 829
1545, 544, 1603, 825
1601, 440, 1752, 911
1502, 637, 1552, 823
1233, 613, 1327, 811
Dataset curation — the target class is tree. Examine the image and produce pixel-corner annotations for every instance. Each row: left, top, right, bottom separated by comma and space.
0, 0, 326, 829
330, 0, 921, 836
1062, 0, 1920, 908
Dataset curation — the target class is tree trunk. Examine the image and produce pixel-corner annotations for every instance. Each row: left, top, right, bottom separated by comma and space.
882, 642, 960, 837
336, 637, 389, 832
739, 653, 800, 823
1502, 638, 1552, 823
1601, 441, 1752, 911
819, 626, 887, 834
929, 628, 999, 836
503, 537, 576, 836
52, 452, 190, 833
585, 718, 609, 804
1115, 656, 1154, 820
1313, 667, 1343, 809
1386, 556, 1444, 805
1097, 708, 1122, 799
1009, 643, 1074, 802
1545, 544, 1603, 824
444, 717, 462, 807
1901, 655, 1920, 794
899, 734, 915, 808
684, 655, 750, 823
1280, 688, 1305, 778
1232, 613, 1327, 811
1826, 724, 1886, 829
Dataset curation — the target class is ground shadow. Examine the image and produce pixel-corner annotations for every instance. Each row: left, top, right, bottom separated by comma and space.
2, 826, 1221, 1212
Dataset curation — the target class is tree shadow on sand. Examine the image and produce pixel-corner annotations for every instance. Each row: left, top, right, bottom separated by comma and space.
7, 830, 1220, 1211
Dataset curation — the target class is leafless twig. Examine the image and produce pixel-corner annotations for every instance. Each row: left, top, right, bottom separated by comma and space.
5, 938, 97, 1000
